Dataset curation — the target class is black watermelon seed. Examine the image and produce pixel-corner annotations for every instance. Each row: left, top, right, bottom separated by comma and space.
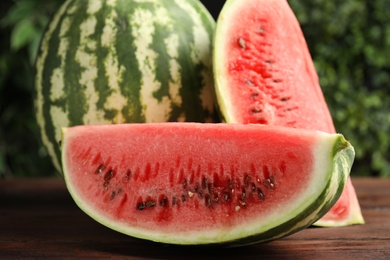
110, 191, 117, 200
251, 183, 257, 192
145, 200, 156, 208
137, 202, 146, 210
159, 195, 168, 207
222, 191, 231, 202
104, 170, 115, 182
257, 188, 265, 200
96, 164, 104, 174
251, 107, 262, 114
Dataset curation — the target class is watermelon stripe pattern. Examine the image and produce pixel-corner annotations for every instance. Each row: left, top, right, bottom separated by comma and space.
35, 0, 217, 172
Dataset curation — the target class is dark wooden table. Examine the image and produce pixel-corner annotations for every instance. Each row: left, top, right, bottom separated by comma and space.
1, 177, 389, 259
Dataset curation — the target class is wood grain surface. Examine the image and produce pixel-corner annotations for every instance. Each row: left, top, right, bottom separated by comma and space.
1, 177, 389, 259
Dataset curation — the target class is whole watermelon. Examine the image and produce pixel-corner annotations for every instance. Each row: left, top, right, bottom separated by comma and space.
34, 0, 217, 173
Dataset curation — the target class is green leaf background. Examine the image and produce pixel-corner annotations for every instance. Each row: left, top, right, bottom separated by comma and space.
0, 0, 389, 178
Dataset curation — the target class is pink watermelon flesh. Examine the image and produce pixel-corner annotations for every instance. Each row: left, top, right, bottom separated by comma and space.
62, 123, 351, 245
215, 0, 334, 130
65, 124, 313, 230
214, 0, 363, 226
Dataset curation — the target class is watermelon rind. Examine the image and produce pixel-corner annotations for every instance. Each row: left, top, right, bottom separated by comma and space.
313, 181, 365, 227
62, 123, 354, 246
34, 0, 218, 173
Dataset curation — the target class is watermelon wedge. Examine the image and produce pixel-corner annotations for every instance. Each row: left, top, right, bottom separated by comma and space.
213, 0, 364, 226
62, 123, 354, 246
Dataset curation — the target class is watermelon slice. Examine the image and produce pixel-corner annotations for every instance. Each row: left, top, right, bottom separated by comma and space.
62, 123, 354, 246
213, 0, 364, 226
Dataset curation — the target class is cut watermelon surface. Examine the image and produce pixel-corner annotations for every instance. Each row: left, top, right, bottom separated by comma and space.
213, 0, 364, 226
62, 123, 354, 246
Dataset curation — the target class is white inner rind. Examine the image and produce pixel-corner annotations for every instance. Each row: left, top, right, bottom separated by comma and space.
213, 0, 249, 123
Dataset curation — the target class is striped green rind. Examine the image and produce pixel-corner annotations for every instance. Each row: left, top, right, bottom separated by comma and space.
35, 0, 217, 173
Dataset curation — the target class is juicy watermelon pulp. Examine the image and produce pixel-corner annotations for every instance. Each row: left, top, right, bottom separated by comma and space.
213, 0, 364, 226
62, 123, 354, 246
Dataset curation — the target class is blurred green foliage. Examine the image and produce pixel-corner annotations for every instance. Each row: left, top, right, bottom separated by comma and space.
0, 0, 62, 177
0, 0, 389, 178
289, 0, 390, 177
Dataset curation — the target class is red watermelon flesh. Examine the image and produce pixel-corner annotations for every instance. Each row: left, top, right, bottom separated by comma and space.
61, 123, 354, 245
213, 0, 363, 226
